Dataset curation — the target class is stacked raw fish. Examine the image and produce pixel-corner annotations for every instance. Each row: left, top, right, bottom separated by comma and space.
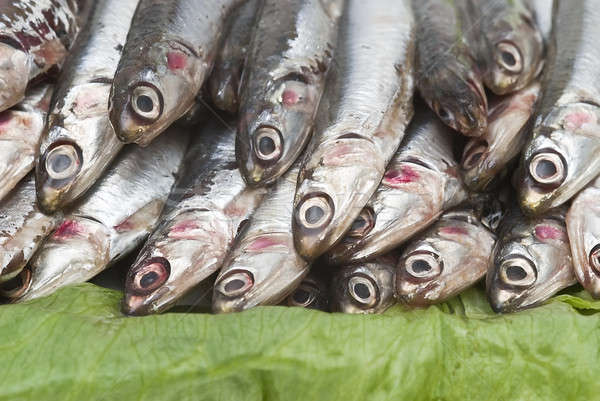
0, 0, 593, 315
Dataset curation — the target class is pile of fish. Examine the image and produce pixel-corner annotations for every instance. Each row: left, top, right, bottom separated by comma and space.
0, 0, 595, 316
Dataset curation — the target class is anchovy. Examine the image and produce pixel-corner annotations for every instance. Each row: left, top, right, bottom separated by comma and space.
469, 0, 545, 95
0, 0, 91, 111
487, 206, 576, 313
35, 0, 139, 214
6, 128, 188, 302
413, 0, 487, 136
328, 107, 467, 264
213, 163, 309, 313
396, 207, 495, 306
284, 269, 330, 311
0, 84, 53, 201
518, 1, 600, 214
461, 82, 541, 191
109, 0, 242, 146
207, 0, 261, 114
123, 120, 266, 316
0, 174, 62, 283
293, 0, 415, 260
236, 0, 342, 186
566, 177, 600, 298
331, 253, 397, 314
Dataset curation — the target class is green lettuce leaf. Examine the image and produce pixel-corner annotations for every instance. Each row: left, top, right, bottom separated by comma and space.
0, 283, 598, 401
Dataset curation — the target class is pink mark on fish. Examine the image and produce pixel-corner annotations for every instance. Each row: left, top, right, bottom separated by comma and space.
167, 51, 187, 70
282, 89, 299, 106
0, 111, 13, 128
247, 236, 285, 251
565, 111, 593, 130
440, 226, 469, 236
383, 165, 420, 187
535, 225, 566, 242
53, 220, 84, 240
114, 219, 134, 233
168, 220, 201, 240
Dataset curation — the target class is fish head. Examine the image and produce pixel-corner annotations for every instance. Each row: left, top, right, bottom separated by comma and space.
419, 64, 487, 137
566, 182, 600, 298
285, 273, 329, 311
331, 257, 396, 314
487, 214, 574, 313
212, 232, 308, 313
518, 103, 600, 214
123, 209, 233, 315
0, 40, 31, 111
109, 40, 201, 146
482, 12, 545, 95
461, 83, 540, 191
396, 210, 494, 305
238, 72, 321, 186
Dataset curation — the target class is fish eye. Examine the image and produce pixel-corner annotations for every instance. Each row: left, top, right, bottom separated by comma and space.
528, 150, 567, 188
347, 207, 375, 238
499, 256, 537, 287
403, 251, 443, 279
288, 283, 317, 307
589, 244, 600, 273
462, 141, 488, 169
253, 126, 283, 163
347, 274, 379, 308
0, 267, 31, 299
437, 105, 454, 124
295, 193, 334, 230
126, 257, 170, 296
496, 41, 523, 74
130, 84, 163, 122
44, 142, 82, 181
216, 270, 254, 298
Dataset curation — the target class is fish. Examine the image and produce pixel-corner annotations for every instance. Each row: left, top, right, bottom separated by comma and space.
284, 269, 330, 311
0, 174, 62, 283
4, 128, 189, 302
412, 0, 487, 137
327, 107, 467, 264
469, 0, 545, 95
122, 120, 266, 316
331, 253, 397, 314
487, 206, 576, 313
518, 1, 600, 215
213, 163, 309, 313
566, 177, 600, 298
109, 0, 242, 146
236, 0, 342, 186
35, 0, 139, 214
0, 84, 53, 201
207, 0, 261, 114
0, 0, 91, 112
293, 0, 415, 260
461, 82, 541, 191
396, 206, 496, 306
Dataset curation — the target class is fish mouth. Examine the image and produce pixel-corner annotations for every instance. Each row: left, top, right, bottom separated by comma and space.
0, 42, 30, 111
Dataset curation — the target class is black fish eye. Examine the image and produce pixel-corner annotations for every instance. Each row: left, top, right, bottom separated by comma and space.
411, 259, 432, 274
353, 282, 371, 299
224, 279, 245, 293
136, 95, 154, 113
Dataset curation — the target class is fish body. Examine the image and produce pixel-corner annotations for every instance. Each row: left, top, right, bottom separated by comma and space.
293, 0, 415, 260
35, 0, 139, 213
0, 0, 90, 111
487, 206, 576, 312
123, 121, 266, 315
413, 0, 487, 136
0, 84, 53, 201
236, 0, 342, 186
109, 0, 241, 146
396, 207, 495, 306
9, 129, 188, 302
518, 1, 600, 214
328, 107, 466, 264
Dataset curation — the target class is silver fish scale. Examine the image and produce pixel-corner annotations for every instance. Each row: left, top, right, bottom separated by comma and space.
0, 176, 39, 241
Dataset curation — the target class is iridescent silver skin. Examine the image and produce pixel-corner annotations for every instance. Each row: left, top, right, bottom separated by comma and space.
236, 0, 342, 186
293, 0, 414, 260
207, 0, 261, 114
0, 84, 53, 201
396, 208, 495, 306
471, 0, 545, 95
461, 82, 541, 191
0, 174, 62, 283
35, 0, 139, 213
331, 253, 397, 314
0, 0, 90, 112
109, 0, 241, 146
6, 129, 188, 302
487, 206, 576, 313
123, 121, 266, 316
328, 107, 467, 264
566, 177, 600, 298
213, 164, 309, 313
413, 0, 487, 137
518, 1, 600, 215
284, 270, 329, 311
